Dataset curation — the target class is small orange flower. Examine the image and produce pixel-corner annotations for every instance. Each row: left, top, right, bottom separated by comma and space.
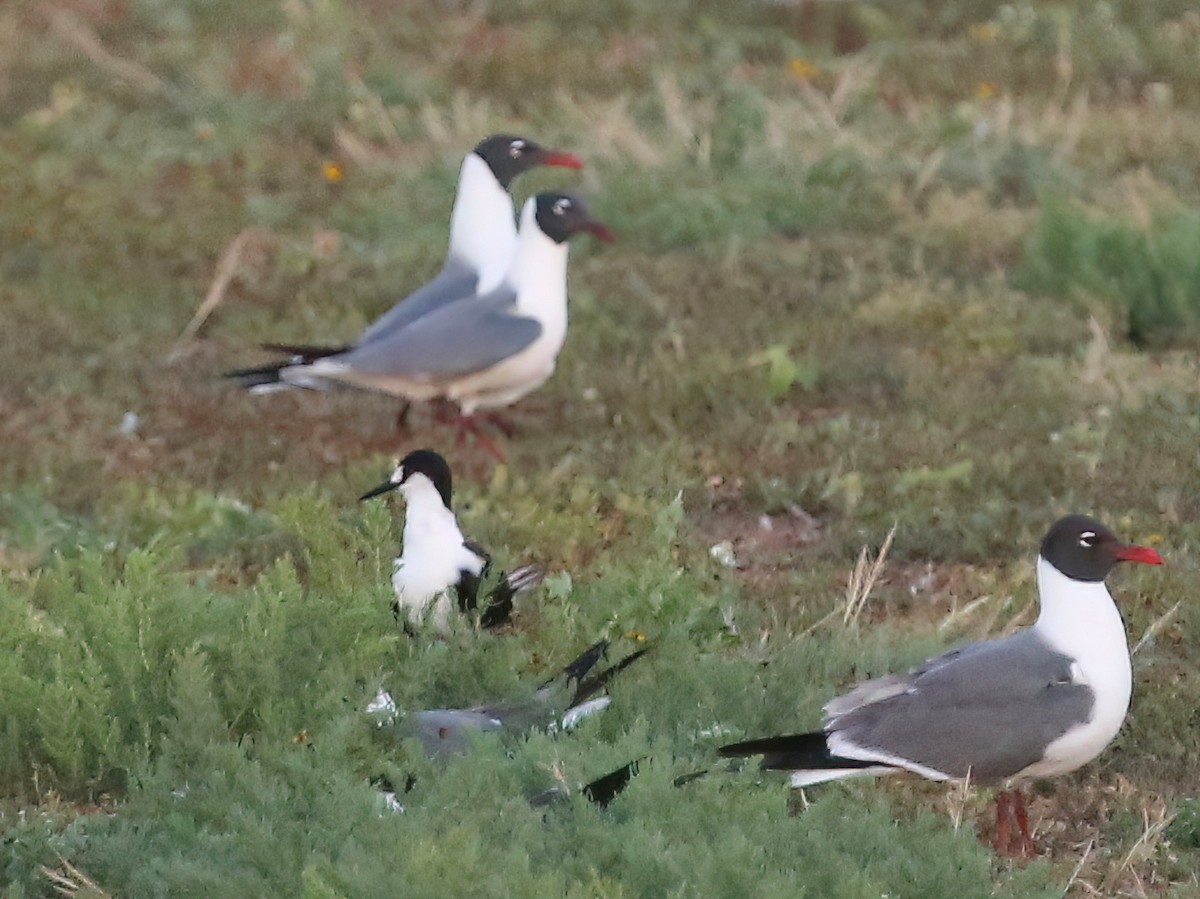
974, 81, 999, 101
788, 58, 820, 81
624, 630, 647, 642
294, 729, 310, 744
968, 22, 1000, 42
322, 161, 344, 183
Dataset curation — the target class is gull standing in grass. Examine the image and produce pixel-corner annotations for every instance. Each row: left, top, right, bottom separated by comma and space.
237, 192, 613, 458
360, 449, 541, 633
720, 515, 1163, 856
231, 134, 583, 381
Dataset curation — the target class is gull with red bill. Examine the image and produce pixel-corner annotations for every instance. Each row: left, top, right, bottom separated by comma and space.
231, 133, 583, 381
235, 192, 613, 458
720, 514, 1164, 856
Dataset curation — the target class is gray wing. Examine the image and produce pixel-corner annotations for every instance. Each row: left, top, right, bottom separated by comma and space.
830, 631, 1094, 782
356, 256, 479, 345
402, 709, 506, 760
332, 285, 541, 381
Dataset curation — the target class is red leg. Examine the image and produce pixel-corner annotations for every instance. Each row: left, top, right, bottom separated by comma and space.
453, 415, 507, 463
1012, 790, 1036, 858
993, 790, 1012, 856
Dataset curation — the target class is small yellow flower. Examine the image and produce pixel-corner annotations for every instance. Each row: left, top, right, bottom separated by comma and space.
322, 161, 344, 183
974, 81, 999, 101
788, 58, 820, 81
1145, 533, 1165, 545
294, 729, 310, 744
968, 22, 1000, 43
624, 630, 647, 642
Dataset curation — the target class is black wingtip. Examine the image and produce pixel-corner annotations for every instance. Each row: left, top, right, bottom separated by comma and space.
478, 565, 543, 629
556, 640, 610, 686
719, 732, 874, 774
225, 362, 287, 388
260, 342, 349, 361
582, 759, 640, 808
718, 732, 828, 759
569, 644, 650, 708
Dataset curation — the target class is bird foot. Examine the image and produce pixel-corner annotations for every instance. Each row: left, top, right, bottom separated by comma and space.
441, 412, 513, 463
992, 789, 1038, 859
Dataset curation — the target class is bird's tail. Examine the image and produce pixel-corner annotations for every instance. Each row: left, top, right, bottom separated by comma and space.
568, 644, 650, 709
530, 638, 650, 729
225, 360, 294, 392
718, 732, 886, 786
226, 343, 351, 393
478, 565, 544, 629
260, 342, 350, 361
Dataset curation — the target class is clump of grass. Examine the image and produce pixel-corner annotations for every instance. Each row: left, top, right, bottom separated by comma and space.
1022, 196, 1200, 342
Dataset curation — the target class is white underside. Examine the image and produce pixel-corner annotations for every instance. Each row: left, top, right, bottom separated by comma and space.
392, 477, 484, 633
788, 766, 896, 788
1013, 558, 1132, 779
287, 199, 570, 414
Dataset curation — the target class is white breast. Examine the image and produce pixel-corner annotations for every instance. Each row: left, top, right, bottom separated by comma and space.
448, 154, 518, 293
392, 479, 485, 631
448, 199, 570, 413
1019, 557, 1132, 778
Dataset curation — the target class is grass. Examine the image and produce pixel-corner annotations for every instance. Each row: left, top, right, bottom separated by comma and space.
2, 0, 1200, 895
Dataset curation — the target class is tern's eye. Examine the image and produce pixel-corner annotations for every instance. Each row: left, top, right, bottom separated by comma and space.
552, 198, 571, 215
509, 140, 526, 158
1078, 531, 1096, 548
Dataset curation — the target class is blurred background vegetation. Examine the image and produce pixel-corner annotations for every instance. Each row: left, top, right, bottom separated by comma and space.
2, 0, 1200, 895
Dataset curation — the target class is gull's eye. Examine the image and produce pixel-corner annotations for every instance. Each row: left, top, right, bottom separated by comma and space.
1078, 531, 1096, 548
552, 198, 571, 215
509, 140, 527, 158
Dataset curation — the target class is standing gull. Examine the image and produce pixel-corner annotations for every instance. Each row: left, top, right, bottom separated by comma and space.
720, 515, 1163, 855
239, 192, 612, 457
232, 134, 582, 377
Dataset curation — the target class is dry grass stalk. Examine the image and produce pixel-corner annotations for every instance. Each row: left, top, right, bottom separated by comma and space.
843, 522, 895, 626
170, 227, 273, 357
41, 4, 166, 96
1132, 600, 1182, 657
40, 857, 112, 899
944, 770, 972, 833
1063, 839, 1095, 896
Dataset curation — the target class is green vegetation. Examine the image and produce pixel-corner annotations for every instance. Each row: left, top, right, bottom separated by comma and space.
2, 0, 1200, 895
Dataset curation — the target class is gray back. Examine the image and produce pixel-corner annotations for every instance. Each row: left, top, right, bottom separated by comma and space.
833, 631, 1094, 782
357, 257, 479, 346
337, 283, 541, 381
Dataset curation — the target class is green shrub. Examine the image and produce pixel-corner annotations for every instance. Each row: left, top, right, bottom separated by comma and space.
1022, 197, 1200, 341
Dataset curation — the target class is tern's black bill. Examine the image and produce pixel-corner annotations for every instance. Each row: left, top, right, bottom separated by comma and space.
359, 479, 400, 502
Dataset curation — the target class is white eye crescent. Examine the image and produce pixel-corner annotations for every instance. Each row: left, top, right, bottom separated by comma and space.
552, 198, 571, 215
1078, 531, 1096, 547
509, 140, 526, 158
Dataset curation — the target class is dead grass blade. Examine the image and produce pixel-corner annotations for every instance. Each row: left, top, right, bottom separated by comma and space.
1100, 802, 1174, 897
1131, 600, 1182, 657
169, 227, 273, 358
1063, 839, 1095, 896
41, 4, 167, 96
843, 522, 895, 627
40, 856, 112, 898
